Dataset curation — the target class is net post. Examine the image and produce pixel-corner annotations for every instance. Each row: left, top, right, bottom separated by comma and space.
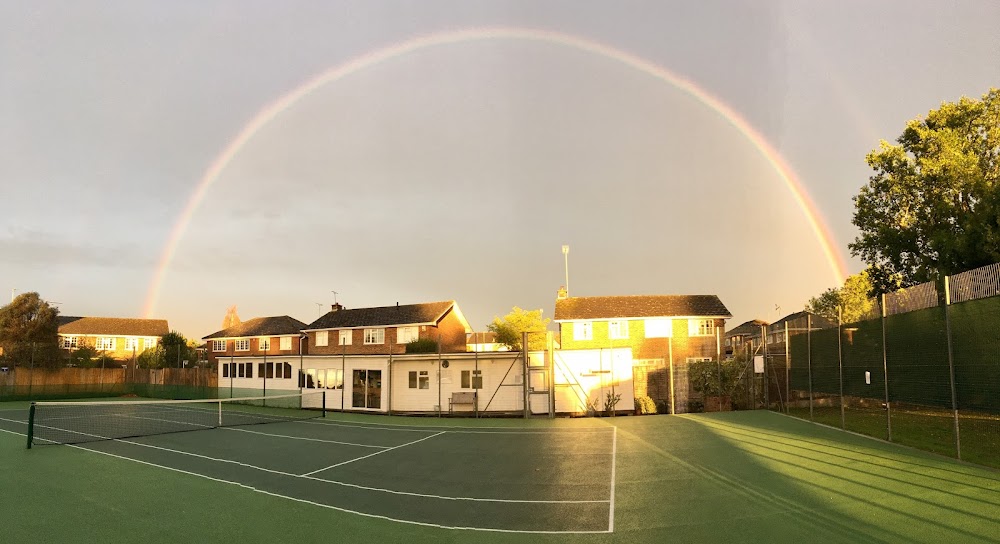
26, 402, 36, 449
322, 390, 327, 418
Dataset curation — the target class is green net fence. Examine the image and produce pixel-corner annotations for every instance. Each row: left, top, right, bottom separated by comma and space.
779, 262, 1000, 469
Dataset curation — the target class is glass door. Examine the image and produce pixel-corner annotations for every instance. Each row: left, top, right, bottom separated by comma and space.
352, 369, 382, 409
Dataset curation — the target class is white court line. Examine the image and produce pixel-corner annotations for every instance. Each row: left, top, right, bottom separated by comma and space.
297, 418, 615, 435
64, 444, 611, 534
220, 427, 390, 449
608, 426, 617, 532
0, 416, 607, 505
301, 431, 447, 476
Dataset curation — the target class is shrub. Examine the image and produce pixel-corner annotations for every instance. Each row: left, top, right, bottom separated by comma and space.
634, 395, 657, 415
654, 399, 672, 414
405, 338, 438, 354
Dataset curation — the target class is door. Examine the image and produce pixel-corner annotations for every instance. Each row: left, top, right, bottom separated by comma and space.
352, 369, 382, 409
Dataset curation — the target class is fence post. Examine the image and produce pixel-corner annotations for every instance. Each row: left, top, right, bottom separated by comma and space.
668, 337, 675, 415
881, 293, 892, 442
762, 324, 769, 410
943, 275, 962, 460
806, 316, 813, 420
838, 306, 845, 429
784, 322, 790, 414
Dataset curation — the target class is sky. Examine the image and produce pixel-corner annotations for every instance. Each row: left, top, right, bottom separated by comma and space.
2, 0, 998, 340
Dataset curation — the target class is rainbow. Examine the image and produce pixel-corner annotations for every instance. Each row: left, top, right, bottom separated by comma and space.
143, 27, 848, 317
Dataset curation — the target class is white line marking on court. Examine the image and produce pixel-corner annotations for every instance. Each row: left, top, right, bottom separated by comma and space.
3, 425, 610, 532
2, 415, 613, 504
219, 427, 390, 449
609, 426, 617, 533
297, 418, 615, 434
301, 430, 447, 476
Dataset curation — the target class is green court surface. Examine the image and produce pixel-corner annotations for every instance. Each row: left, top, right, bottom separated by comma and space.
1, 403, 998, 543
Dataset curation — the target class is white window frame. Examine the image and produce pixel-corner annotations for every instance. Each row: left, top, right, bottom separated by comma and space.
315, 331, 328, 347
258, 337, 270, 351
96, 337, 116, 351
461, 369, 483, 389
397, 326, 419, 344
364, 328, 385, 345
608, 320, 629, 340
124, 338, 139, 352
338, 330, 352, 346
61, 336, 78, 349
688, 319, 716, 337
574, 321, 593, 341
279, 337, 292, 351
211, 340, 226, 352
143, 337, 157, 350
686, 357, 713, 364
644, 318, 672, 338
235, 339, 250, 351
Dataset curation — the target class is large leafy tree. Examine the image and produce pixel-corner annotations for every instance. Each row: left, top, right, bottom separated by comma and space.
158, 331, 197, 368
486, 307, 550, 351
805, 270, 876, 324
0, 292, 61, 368
851, 88, 1000, 289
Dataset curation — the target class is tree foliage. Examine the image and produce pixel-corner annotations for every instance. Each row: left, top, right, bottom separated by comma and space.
159, 331, 197, 368
0, 292, 61, 368
851, 88, 1000, 287
486, 307, 550, 351
805, 270, 876, 324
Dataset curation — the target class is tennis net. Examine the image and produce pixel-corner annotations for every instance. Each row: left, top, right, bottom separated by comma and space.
26, 391, 325, 448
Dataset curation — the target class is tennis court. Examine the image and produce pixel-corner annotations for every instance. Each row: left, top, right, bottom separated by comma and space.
1, 398, 998, 543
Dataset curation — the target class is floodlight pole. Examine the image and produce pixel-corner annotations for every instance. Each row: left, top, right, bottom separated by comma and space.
562, 245, 570, 296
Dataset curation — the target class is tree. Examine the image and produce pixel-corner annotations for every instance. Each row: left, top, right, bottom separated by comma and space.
486, 307, 550, 351
805, 270, 876, 324
0, 292, 61, 368
851, 88, 1000, 287
160, 331, 197, 368
221, 305, 241, 329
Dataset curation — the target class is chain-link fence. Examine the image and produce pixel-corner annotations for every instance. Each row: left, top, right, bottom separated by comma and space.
777, 262, 1000, 469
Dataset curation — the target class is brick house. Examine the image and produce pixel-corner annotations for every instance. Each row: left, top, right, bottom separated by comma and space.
57, 316, 169, 360
302, 301, 471, 355
202, 315, 308, 365
554, 292, 732, 413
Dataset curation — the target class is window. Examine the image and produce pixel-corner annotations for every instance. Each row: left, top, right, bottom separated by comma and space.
96, 337, 116, 351
237, 363, 245, 378
338, 330, 352, 346
235, 339, 249, 351
686, 357, 713, 363
144, 337, 157, 350
274, 362, 292, 379
211, 340, 226, 352
688, 319, 716, 337
608, 320, 629, 339
301, 369, 316, 388
326, 368, 343, 389
124, 338, 139, 352
258, 338, 270, 351
61, 336, 78, 349
461, 369, 483, 389
408, 370, 429, 389
574, 321, 593, 341
222, 363, 229, 378
634, 358, 664, 367
644, 319, 672, 338
315, 331, 328, 347
397, 326, 418, 344
279, 337, 292, 351
364, 328, 385, 345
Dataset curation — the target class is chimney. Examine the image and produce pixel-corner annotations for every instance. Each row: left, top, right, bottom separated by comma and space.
556, 286, 568, 300
331, 303, 343, 312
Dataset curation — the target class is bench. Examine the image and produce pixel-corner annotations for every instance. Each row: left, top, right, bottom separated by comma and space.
449, 391, 478, 413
